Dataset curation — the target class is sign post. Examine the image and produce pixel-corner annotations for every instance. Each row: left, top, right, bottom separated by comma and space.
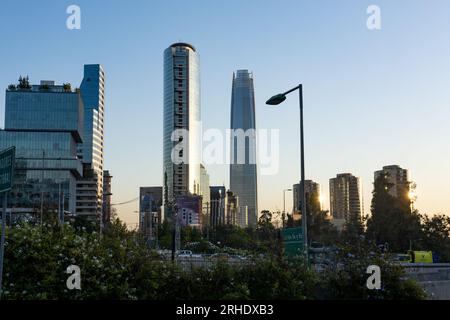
282, 227, 304, 257
0, 146, 15, 300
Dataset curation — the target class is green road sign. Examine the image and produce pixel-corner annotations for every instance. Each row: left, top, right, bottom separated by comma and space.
0, 147, 15, 193
282, 227, 304, 256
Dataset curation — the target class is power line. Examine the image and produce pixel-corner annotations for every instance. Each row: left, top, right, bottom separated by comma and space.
111, 197, 139, 206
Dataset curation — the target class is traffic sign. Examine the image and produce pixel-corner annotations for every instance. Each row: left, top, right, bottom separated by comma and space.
282, 227, 304, 256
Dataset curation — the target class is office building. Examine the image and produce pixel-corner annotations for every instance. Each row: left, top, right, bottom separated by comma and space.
0, 78, 83, 219
176, 195, 202, 228
229, 70, 258, 227
163, 43, 201, 210
329, 173, 364, 228
139, 186, 163, 245
209, 186, 226, 227
76, 64, 105, 220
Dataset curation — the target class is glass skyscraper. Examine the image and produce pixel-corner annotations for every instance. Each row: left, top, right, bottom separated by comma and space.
163, 43, 201, 207
230, 70, 258, 227
0, 80, 84, 218
77, 64, 105, 219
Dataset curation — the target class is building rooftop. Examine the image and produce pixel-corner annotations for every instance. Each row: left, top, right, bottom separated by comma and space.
170, 42, 196, 52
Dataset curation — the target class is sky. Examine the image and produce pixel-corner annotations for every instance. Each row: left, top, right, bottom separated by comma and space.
1, 0, 449, 228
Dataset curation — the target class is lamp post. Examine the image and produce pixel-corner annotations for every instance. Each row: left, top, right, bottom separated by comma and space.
267, 84, 308, 261
283, 188, 292, 228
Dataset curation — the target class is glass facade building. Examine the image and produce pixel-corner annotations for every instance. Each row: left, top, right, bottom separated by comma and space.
0, 82, 84, 218
163, 43, 201, 208
77, 64, 105, 218
229, 70, 258, 227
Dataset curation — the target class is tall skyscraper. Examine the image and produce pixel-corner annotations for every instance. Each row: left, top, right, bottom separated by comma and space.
163, 43, 201, 208
76, 64, 105, 220
374, 165, 411, 199
329, 173, 364, 227
1, 79, 84, 217
293, 180, 322, 214
229, 70, 258, 227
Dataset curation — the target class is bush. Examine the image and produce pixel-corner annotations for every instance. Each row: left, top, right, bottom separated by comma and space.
1, 220, 426, 300
318, 240, 427, 300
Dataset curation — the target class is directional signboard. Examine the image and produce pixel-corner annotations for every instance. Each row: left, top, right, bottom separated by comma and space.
282, 227, 304, 256
0, 147, 15, 193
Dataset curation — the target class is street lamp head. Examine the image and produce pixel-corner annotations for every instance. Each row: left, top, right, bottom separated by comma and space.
266, 94, 286, 105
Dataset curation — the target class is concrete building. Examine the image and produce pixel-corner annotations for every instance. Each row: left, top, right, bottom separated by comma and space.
374, 165, 411, 199
329, 173, 364, 229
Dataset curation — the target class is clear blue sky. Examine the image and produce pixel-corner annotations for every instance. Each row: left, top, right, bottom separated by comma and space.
1, 0, 449, 227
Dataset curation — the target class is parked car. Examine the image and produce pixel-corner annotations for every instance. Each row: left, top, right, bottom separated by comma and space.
176, 250, 193, 257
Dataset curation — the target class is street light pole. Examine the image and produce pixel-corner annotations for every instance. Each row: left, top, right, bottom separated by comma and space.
266, 84, 308, 262
298, 84, 308, 262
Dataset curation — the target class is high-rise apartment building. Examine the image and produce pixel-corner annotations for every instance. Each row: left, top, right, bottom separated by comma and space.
0, 79, 84, 218
329, 173, 364, 227
229, 70, 258, 227
76, 64, 105, 220
374, 165, 411, 199
163, 43, 201, 210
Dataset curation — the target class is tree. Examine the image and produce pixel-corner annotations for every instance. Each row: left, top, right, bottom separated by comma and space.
341, 213, 365, 244
306, 187, 338, 245
366, 174, 421, 252
18, 75, 31, 89
63, 83, 72, 92
319, 240, 427, 300
420, 214, 450, 262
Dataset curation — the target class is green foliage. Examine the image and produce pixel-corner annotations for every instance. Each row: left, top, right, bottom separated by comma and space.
340, 213, 366, 244
17, 75, 31, 89
62, 83, 72, 92
319, 240, 427, 300
1, 217, 426, 300
420, 214, 450, 262
308, 210, 339, 245
366, 174, 421, 252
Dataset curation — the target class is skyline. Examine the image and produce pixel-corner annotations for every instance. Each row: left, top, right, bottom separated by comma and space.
1, 0, 450, 227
